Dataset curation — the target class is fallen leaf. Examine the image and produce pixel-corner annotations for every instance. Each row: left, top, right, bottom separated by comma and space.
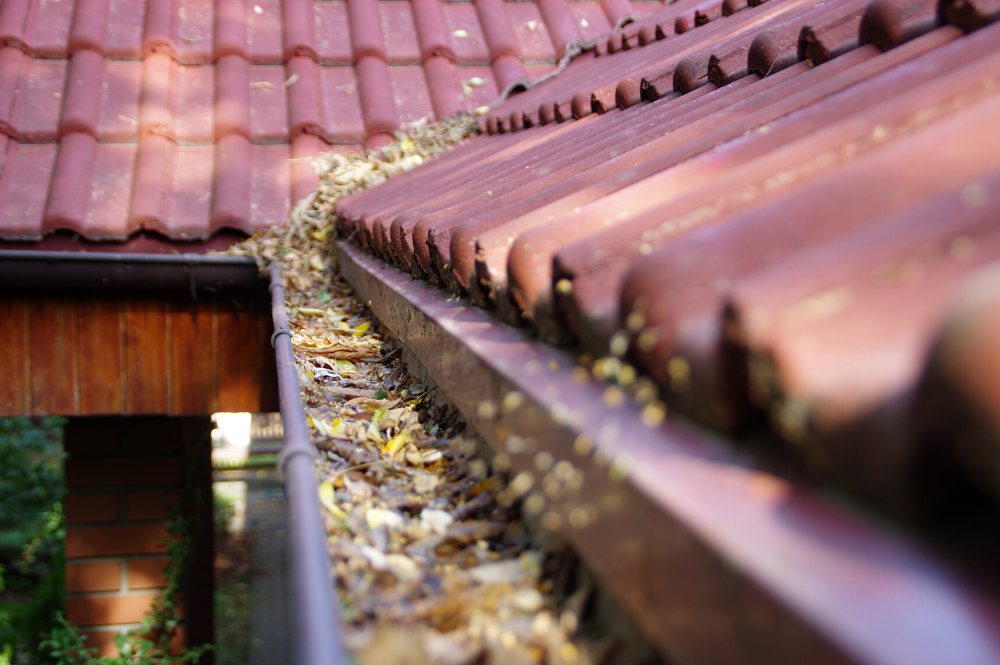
319, 480, 347, 519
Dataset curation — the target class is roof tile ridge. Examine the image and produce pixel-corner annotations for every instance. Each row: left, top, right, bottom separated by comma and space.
0, 0, 30, 54
43, 132, 99, 236
536, 0, 584, 55
139, 52, 176, 140
491, 54, 529, 96
282, 0, 319, 63
474, 0, 523, 61
215, 53, 251, 140
60, 49, 104, 139
285, 55, 323, 139
412, 0, 458, 63
423, 54, 464, 119
941, 0, 1000, 31
69, 0, 111, 56
0, 46, 24, 139
673, 0, 724, 34
216, 0, 249, 60
346, 0, 388, 63
354, 54, 399, 148
211, 133, 252, 232
128, 133, 172, 231
860, 0, 941, 50
290, 132, 322, 204
142, 0, 176, 60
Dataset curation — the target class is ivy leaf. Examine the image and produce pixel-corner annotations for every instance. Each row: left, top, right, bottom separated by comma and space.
317, 290, 331, 303
375, 389, 387, 400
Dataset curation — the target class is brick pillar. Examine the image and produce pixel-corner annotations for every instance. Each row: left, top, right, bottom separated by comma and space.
63, 417, 214, 659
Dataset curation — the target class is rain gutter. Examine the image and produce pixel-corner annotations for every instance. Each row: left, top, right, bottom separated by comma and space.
269, 263, 344, 665
0, 249, 261, 294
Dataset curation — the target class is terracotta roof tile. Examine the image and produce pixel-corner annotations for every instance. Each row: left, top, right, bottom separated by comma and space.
314, 2, 354, 64
333, 0, 1000, 516
97, 61, 143, 141
379, 2, 423, 65
10, 58, 66, 143
246, 0, 283, 64
106, 0, 145, 59
0, 0, 567, 245
316, 63, 367, 143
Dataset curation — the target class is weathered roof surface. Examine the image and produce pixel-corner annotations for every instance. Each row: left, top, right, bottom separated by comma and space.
0, 0, 657, 245
335, 0, 1000, 512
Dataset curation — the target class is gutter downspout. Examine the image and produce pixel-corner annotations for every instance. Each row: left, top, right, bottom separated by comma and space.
270, 263, 344, 665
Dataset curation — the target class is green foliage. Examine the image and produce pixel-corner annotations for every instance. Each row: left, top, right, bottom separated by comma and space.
0, 418, 65, 564
0, 418, 66, 665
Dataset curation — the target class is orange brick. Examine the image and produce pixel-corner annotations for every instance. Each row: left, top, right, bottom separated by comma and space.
66, 561, 121, 593
65, 457, 180, 489
127, 490, 179, 521
66, 525, 170, 559
78, 629, 122, 658
127, 558, 169, 590
66, 592, 161, 626
64, 493, 120, 524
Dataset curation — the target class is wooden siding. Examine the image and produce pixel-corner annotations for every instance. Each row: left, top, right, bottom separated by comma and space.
0, 291, 277, 416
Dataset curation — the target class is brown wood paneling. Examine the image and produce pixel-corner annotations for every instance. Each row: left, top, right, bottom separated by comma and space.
170, 297, 218, 415
218, 294, 262, 412
0, 296, 29, 415
29, 296, 78, 415
76, 296, 125, 414
123, 297, 170, 414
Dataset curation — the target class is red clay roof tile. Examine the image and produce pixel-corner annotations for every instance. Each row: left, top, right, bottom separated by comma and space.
332, 3, 1000, 514
246, 0, 283, 64
0, 0, 577, 245
61, 50, 104, 138
249, 65, 290, 141
11, 58, 66, 143
379, 2, 422, 64
317, 64, 366, 142
347, 0, 387, 61
107, 0, 145, 59
442, 4, 490, 64
215, 54, 252, 139
97, 61, 142, 141
173, 64, 215, 143
313, 2, 353, 64
24, 0, 74, 58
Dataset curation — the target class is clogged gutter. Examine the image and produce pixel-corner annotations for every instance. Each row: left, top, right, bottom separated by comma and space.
227, 115, 622, 665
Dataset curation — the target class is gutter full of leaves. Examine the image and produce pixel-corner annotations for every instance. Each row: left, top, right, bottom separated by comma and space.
227, 115, 645, 665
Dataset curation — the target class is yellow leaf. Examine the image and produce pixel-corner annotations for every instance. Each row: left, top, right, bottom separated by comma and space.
353, 321, 371, 337
400, 136, 415, 152
319, 480, 346, 519
385, 430, 409, 457
297, 307, 326, 317
310, 254, 327, 271
367, 410, 383, 443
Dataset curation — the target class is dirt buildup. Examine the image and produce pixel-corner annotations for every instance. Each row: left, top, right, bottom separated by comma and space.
224, 116, 647, 665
